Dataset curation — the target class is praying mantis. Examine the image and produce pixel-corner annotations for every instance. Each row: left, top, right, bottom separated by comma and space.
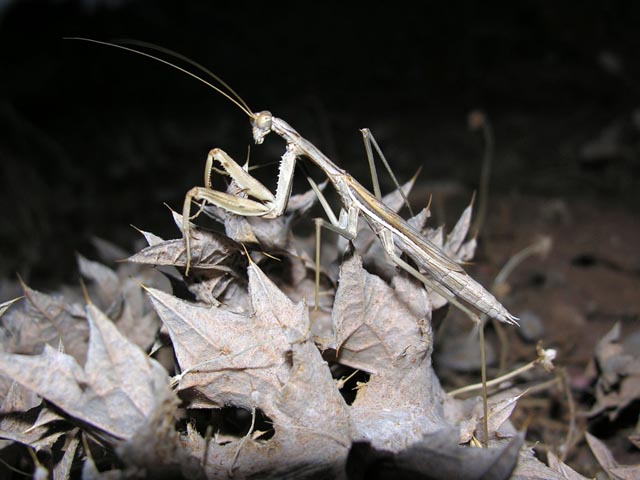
183, 110, 519, 327
68, 38, 518, 328
69, 39, 521, 448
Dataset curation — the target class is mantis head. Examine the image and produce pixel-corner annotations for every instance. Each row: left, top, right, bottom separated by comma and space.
252, 111, 273, 145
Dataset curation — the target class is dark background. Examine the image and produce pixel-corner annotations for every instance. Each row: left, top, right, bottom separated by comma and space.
2, 2, 640, 473
1, 0, 639, 286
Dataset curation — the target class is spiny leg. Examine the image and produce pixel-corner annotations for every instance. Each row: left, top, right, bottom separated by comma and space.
205, 148, 276, 203
182, 148, 278, 275
182, 140, 300, 275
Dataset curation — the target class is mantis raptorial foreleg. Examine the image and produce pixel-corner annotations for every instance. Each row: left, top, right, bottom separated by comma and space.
183, 148, 281, 274
182, 143, 304, 274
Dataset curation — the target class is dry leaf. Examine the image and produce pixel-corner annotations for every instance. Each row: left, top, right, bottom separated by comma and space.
333, 249, 430, 374
1, 380, 41, 413
78, 253, 165, 351
331, 249, 451, 451
2, 284, 89, 363
346, 428, 523, 480
78, 254, 121, 309
588, 323, 640, 420
146, 260, 352, 478
512, 446, 566, 480
0, 406, 67, 451
0, 296, 22, 318
145, 286, 285, 408
129, 229, 242, 271
586, 432, 640, 480
53, 432, 80, 480
444, 202, 474, 260
30, 407, 65, 430
287, 180, 327, 214
0, 304, 172, 441
116, 386, 205, 479
91, 236, 131, 263
473, 390, 524, 445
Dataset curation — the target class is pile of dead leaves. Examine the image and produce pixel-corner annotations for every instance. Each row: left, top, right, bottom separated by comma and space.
0, 181, 637, 479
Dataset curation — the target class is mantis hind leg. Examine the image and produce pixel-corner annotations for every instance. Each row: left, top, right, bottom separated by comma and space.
377, 229, 480, 323
377, 229, 490, 447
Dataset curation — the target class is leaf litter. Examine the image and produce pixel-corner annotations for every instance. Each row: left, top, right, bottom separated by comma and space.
1, 170, 634, 478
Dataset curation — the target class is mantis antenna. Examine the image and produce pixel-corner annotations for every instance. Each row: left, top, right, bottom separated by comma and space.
67, 38, 415, 217
117, 39, 252, 115
64, 37, 254, 118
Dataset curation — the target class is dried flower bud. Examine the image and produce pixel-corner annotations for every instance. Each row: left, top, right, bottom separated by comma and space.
468, 110, 487, 131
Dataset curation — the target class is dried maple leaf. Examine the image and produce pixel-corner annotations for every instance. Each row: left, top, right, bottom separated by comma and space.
1, 283, 89, 363
145, 285, 285, 409
332, 249, 450, 451
131, 227, 165, 248
443, 202, 476, 261
0, 304, 172, 441
129, 226, 242, 271
116, 387, 205, 479
346, 427, 523, 480
53, 432, 80, 480
77, 254, 164, 351
333, 249, 431, 373
91, 236, 131, 263
0, 405, 66, 451
145, 260, 352, 478
467, 390, 524, 445
1, 380, 40, 414
113, 277, 161, 350
511, 446, 567, 480
78, 254, 121, 310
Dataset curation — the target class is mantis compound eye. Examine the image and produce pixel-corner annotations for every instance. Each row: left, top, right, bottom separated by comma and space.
255, 111, 273, 131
